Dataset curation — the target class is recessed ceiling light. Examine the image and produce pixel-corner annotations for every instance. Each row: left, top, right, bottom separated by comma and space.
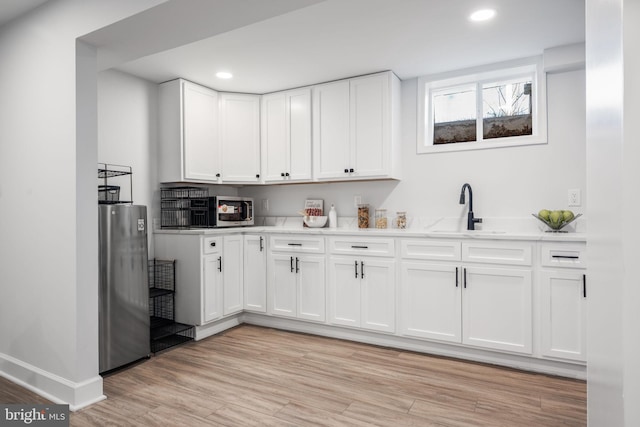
469, 9, 496, 22
216, 71, 233, 79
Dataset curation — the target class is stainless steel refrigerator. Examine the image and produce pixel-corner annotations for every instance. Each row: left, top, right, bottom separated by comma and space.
99, 204, 150, 373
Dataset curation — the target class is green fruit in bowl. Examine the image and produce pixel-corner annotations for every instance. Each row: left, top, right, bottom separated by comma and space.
538, 209, 550, 221
549, 210, 563, 225
563, 210, 575, 221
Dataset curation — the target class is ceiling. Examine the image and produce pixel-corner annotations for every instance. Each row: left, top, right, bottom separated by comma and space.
4, 0, 585, 94
0, 0, 49, 27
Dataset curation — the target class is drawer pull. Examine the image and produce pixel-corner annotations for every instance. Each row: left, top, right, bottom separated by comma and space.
210, 242, 216, 247
287, 243, 303, 246
351, 245, 369, 249
552, 255, 579, 259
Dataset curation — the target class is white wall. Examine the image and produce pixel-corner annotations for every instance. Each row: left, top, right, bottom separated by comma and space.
97, 69, 158, 257
586, 0, 640, 425
0, 0, 166, 409
240, 68, 586, 226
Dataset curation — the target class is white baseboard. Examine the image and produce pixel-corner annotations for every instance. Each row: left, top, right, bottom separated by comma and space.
194, 315, 242, 340
0, 352, 105, 411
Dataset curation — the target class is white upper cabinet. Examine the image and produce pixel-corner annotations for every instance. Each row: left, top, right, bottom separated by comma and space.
261, 88, 312, 182
219, 93, 261, 183
313, 71, 401, 181
313, 80, 351, 179
158, 79, 220, 183
158, 80, 261, 184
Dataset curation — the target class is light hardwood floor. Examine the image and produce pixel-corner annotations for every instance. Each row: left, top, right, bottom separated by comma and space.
2, 325, 586, 426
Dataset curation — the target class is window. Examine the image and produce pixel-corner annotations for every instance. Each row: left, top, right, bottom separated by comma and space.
417, 58, 547, 153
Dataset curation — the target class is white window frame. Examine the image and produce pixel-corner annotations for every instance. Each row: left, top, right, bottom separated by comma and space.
417, 57, 547, 154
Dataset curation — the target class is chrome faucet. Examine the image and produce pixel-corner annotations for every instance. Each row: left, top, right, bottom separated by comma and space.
459, 183, 482, 230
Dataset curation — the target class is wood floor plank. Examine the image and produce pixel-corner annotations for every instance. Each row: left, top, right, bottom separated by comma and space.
1, 325, 586, 426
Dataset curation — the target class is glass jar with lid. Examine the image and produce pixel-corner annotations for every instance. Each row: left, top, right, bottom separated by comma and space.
375, 209, 387, 229
395, 211, 407, 229
357, 204, 369, 228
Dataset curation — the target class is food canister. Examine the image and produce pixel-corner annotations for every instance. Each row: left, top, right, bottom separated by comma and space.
357, 204, 369, 228
375, 209, 387, 229
395, 211, 407, 229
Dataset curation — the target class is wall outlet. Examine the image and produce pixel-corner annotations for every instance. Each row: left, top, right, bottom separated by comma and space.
354, 195, 362, 207
568, 189, 581, 207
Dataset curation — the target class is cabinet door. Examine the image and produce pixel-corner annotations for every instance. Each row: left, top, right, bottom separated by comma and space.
243, 235, 266, 312
183, 81, 220, 181
540, 270, 586, 362
462, 266, 532, 354
328, 257, 361, 327
313, 80, 350, 180
350, 73, 390, 178
222, 235, 243, 315
219, 93, 261, 182
269, 254, 297, 318
400, 262, 461, 343
261, 93, 288, 181
297, 255, 326, 322
360, 258, 396, 333
287, 89, 312, 181
203, 254, 223, 323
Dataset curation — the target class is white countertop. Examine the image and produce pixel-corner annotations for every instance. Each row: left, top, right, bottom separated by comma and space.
154, 218, 587, 243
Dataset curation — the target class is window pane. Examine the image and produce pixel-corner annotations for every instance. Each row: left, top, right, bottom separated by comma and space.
482, 79, 532, 139
432, 86, 476, 144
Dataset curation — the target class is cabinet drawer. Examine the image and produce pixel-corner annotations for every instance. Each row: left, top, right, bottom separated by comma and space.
270, 235, 325, 253
462, 241, 532, 266
203, 236, 221, 254
400, 239, 461, 261
540, 243, 586, 268
328, 237, 395, 257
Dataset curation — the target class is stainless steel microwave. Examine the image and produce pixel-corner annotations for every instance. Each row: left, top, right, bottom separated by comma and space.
205, 196, 254, 227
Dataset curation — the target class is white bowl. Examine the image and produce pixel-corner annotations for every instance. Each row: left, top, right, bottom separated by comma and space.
304, 215, 328, 228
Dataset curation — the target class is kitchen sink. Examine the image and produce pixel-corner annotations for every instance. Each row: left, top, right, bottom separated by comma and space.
427, 229, 507, 235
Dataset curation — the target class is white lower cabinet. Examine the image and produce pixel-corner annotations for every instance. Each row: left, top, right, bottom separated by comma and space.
462, 266, 532, 354
243, 235, 267, 313
399, 262, 461, 343
328, 256, 396, 333
327, 237, 396, 333
268, 236, 326, 322
538, 243, 587, 362
203, 253, 223, 322
222, 234, 244, 316
155, 234, 243, 326
539, 270, 586, 362
399, 239, 533, 355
